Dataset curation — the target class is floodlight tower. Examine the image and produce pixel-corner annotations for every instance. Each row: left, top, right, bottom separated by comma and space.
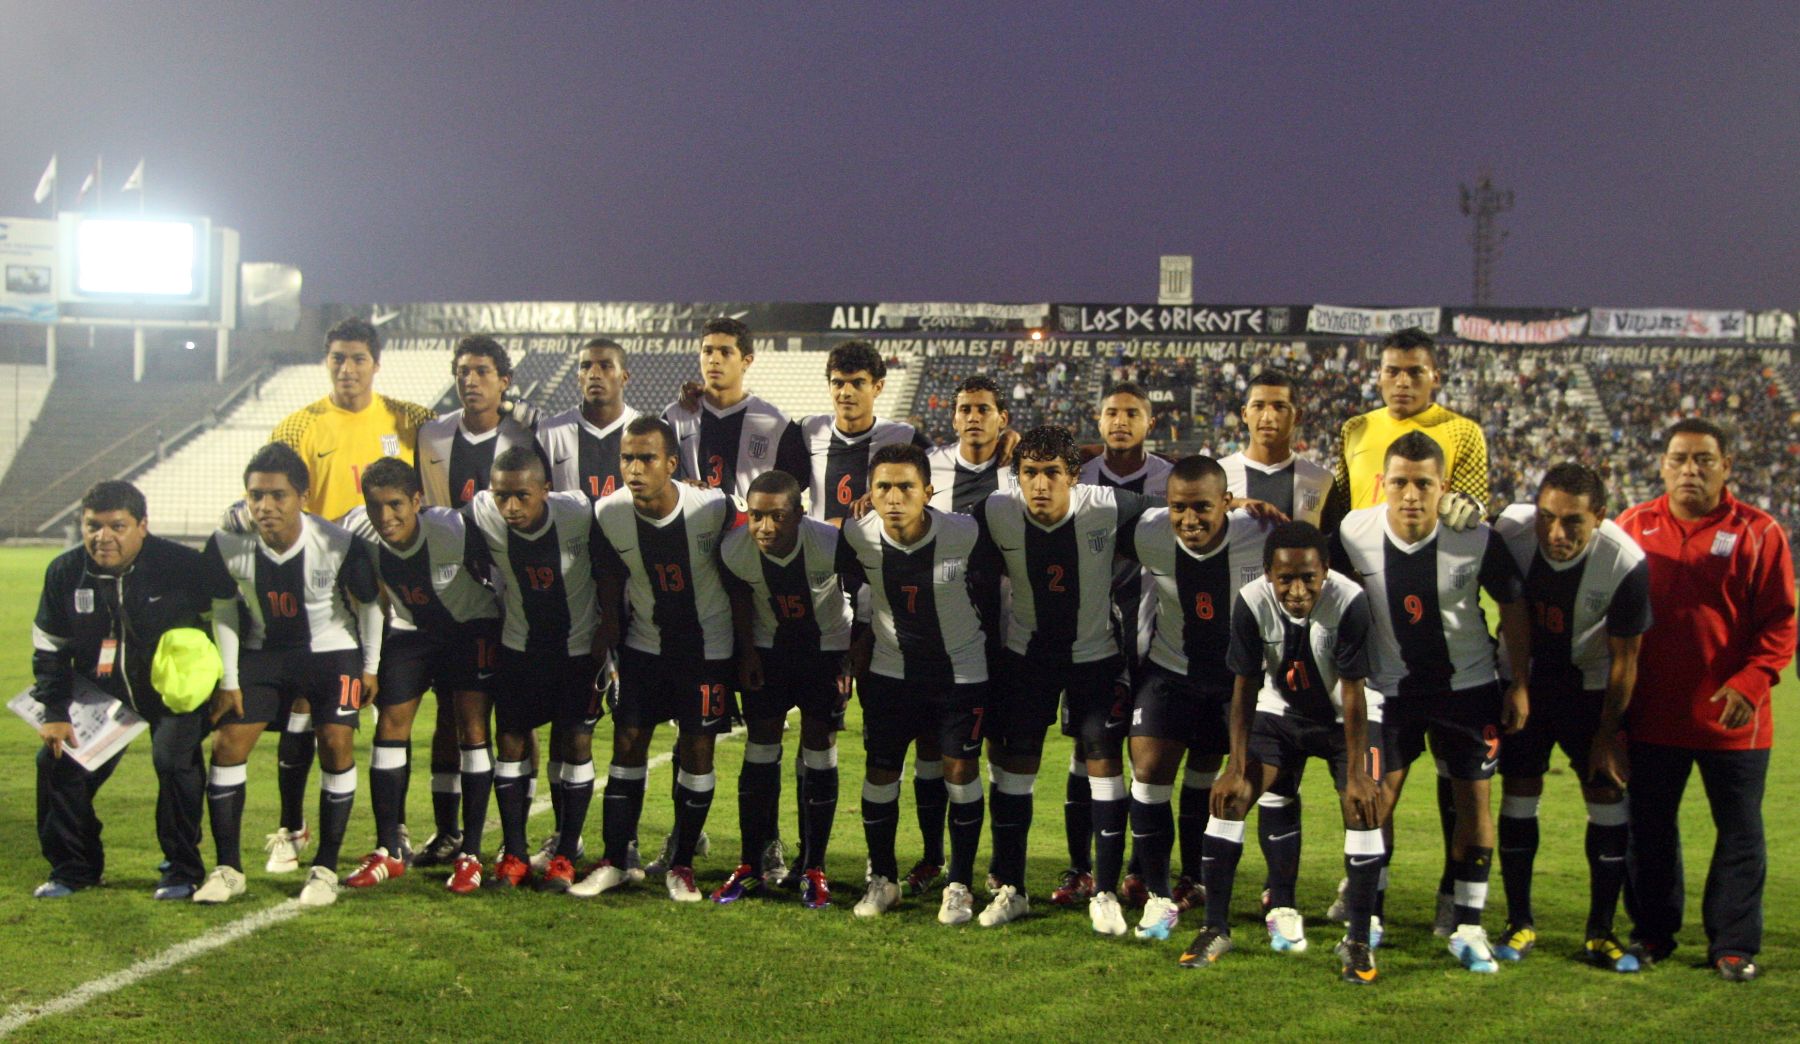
1459, 173, 1513, 306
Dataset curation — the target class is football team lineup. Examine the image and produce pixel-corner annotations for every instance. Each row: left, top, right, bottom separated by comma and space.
17, 317, 1793, 1034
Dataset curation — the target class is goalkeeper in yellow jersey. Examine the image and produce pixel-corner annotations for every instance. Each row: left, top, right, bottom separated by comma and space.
271, 317, 435, 523
260, 317, 433, 872
1323, 325, 1490, 941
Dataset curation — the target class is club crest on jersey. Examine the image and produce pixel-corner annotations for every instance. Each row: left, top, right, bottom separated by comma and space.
75, 589, 94, 614
1086, 528, 1110, 554
749, 434, 769, 460
311, 568, 335, 589
1450, 563, 1476, 590
381, 434, 400, 457
436, 563, 459, 585
809, 571, 833, 587
1584, 591, 1610, 614
938, 556, 965, 583
1241, 564, 1262, 583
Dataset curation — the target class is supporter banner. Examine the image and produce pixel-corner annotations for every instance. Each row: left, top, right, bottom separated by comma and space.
1449, 308, 1588, 344
367, 300, 1046, 335
1747, 310, 1797, 344
1306, 304, 1440, 336
1565, 343, 1796, 367
1589, 307, 1747, 340
905, 335, 1327, 361
0, 217, 57, 323
1053, 303, 1300, 336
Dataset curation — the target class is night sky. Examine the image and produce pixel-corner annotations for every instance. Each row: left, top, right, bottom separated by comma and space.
7, 1, 1797, 308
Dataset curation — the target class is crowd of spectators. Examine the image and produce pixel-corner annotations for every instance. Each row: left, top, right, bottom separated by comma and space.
907, 340, 1800, 535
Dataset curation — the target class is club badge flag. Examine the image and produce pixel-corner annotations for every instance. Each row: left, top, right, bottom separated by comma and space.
32, 155, 56, 204
122, 159, 144, 193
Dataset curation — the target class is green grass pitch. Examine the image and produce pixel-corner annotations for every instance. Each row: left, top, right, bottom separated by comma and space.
0, 545, 1794, 1040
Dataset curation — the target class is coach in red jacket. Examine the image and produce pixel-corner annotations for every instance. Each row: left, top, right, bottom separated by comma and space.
1615, 418, 1795, 981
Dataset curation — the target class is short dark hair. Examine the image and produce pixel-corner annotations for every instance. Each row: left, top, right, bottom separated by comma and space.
453, 335, 512, 378
361, 456, 422, 498
1262, 520, 1331, 571
1383, 430, 1445, 472
1170, 454, 1227, 487
1379, 327, 1437, 366
581, 337, 626, 366
491, 445, 547, 484
826, 340, 886, 382
746, 469, 803, 514
1246, 369, 1299, 399
326, 317, 381, 362
245, 442, 311, 495
954, 374, 1005, 408
1011, 425, 1080, 476
1104, 382, 1150, 407
625, 414, 680, 457
1666, 417, 1731, 458
1538, 462, 1607, 515
702, 317, 753, 357
82, 479, 146, 522
869, 442, 930, 486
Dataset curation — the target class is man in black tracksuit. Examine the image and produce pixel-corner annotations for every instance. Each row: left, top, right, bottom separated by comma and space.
31, 481, 214, 899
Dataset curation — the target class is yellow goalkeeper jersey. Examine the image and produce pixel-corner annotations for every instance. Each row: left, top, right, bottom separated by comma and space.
271, 395, 435, 521
1333, 403, 1488, 511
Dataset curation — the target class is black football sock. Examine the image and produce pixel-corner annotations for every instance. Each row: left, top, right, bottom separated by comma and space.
277, 714, 314, 833
1131, 781, 1176, 897
206, 761, 248, 870
494, 760, 532, 859
556, 760, 595, 859
1257, 796, 1303, 909
1374, 843, 1392, 920
1064, 755, 1093, 873
1177, 768, 1215, 882
672, 770, 716, 867
1435, 766, 1457, 898
801, 747, 840, 871
1344, 828, 1385, 945
738, 743, 782, 867
1259, 788, 1302, 891
314, 768, 357, 869
793, 756, 809, 869
1498, 792, 1541, 926
1090, 775, 1128, 894
1452, 845, 1494, 928
944, 778, 985, 887
601, 762, 647, 865
1585, 800, 1630, 936
1201, 817, 1246, 931
989, 767, 1035, 888
547, 759, 565, 838
369, 740, 410, 855
862, 779, 902, 882
458, 744, 494, 858
430, 772, 461, 840
914, 759, 948, 868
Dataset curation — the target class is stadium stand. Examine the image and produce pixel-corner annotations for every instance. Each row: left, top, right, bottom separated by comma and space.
910, 347, 1098, 443
128, 348, 453, 536
0, 364, 53, 484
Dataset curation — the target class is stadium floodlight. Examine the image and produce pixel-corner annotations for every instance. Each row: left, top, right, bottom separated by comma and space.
1029, 328, 1045, 341
74, 219, 198, 296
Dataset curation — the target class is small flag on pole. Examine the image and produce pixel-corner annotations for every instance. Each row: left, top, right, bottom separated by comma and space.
76, 159, 99, 205
121, 159, 144, 193
32, 155, 56, 205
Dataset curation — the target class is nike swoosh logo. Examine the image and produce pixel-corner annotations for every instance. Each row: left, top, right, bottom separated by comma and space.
683, 800, 710, 809
243, 285, 294, 308
316, 450, 334, 459
701, 717, 724, 727
1266, 831, 1299, 842
1641, 527, 1660, 535
1100, 830, 1123, 838
371, 309, 400, 326
428, 458, 444, 466
1598, 855, 1625, 864
476, 671, 495, 681
554, 456, 570, 465
951, 818, 981, 827
146, 595, 163, 603
1481, 759, 1499, 773
1349, 855, 1382, 867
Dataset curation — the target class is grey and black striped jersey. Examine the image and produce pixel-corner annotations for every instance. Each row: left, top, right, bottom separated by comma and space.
595, 483, 740, 660
341, 506, 499, 633
838, 508, 989, 685
1219, 452, 1332, 529
467, 490, 602, 656
201, 514, 378, 654
926, 445, 1019, 514
720, 515, 855, 654
1134, 509, 1272, 685
1228, 570, 1383, 724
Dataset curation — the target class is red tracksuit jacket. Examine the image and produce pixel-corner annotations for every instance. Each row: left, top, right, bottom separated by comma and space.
1615, 490, 1795, 750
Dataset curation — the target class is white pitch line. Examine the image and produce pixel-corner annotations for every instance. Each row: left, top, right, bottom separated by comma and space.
0, 899, 306, 1037
2, 718, 776, 1039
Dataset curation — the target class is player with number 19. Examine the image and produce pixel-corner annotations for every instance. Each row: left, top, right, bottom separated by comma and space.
465, 447, 609, 893
577, 417, 743, 902
193, 443, 384, 908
